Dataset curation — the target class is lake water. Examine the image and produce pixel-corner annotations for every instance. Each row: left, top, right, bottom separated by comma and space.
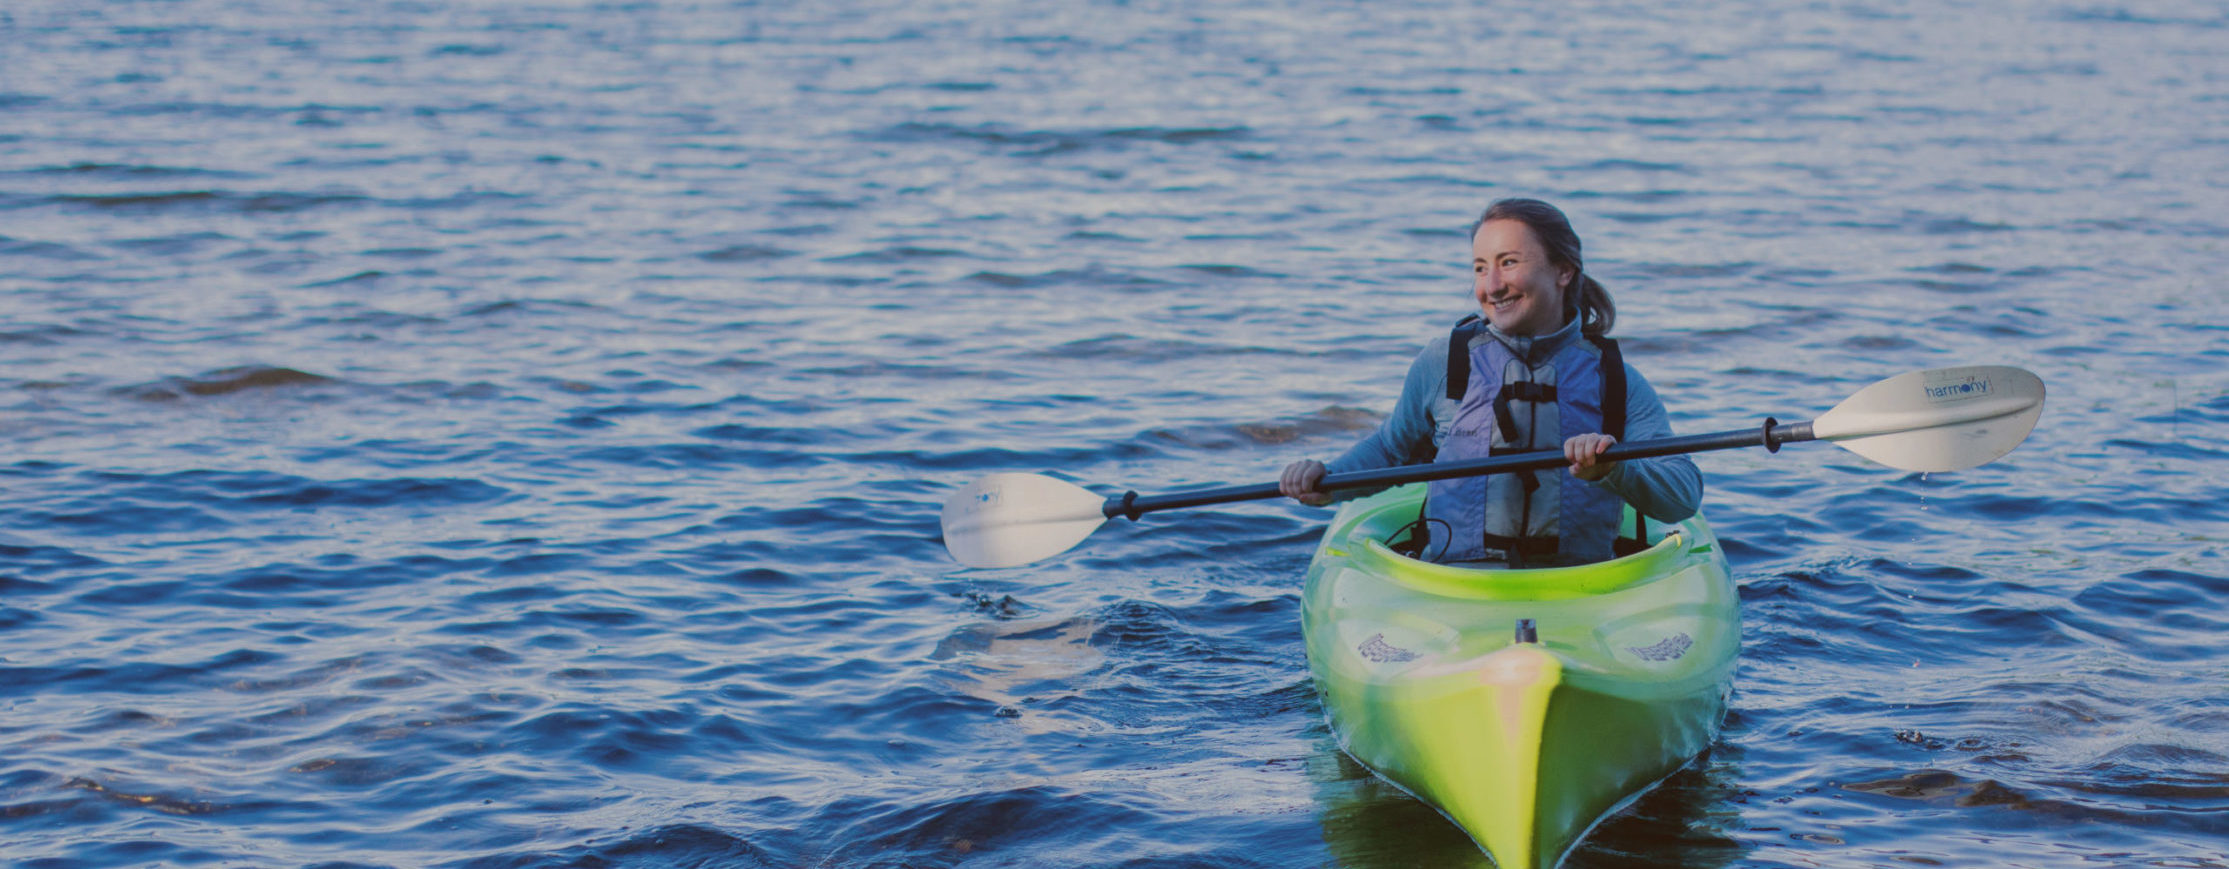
3, 0, 2226, 866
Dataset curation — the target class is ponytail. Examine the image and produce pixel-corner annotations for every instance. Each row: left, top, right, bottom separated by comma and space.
1574, 273, 1615, 336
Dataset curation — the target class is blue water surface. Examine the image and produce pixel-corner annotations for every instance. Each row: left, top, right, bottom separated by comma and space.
2, 0, 2226, 866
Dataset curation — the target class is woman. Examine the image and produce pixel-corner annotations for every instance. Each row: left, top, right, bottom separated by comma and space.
1279, 198, 1701, 565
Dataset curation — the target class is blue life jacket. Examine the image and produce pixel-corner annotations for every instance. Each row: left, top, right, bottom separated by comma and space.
1420, 316, 1634, 564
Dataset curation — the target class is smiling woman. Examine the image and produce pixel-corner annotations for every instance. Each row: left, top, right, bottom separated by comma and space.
1281, 198, 1701, 567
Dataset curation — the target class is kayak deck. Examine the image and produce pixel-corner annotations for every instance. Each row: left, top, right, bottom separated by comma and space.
1302, 485, 1738, 869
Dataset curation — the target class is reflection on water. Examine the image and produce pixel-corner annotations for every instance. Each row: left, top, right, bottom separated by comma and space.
1309, 739, 1496, 869
1565, 759, 1749, 869
1307, 728, 1751, 869
932, 615, 1108, 736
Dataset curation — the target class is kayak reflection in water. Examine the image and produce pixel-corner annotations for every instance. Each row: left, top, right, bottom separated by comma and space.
1279, 198, 1702, 566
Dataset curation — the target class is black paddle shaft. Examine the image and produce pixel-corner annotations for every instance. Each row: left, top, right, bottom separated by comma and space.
1100, 417, 1815, 521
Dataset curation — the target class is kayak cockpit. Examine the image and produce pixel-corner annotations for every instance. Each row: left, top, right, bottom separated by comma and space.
1320, 491, 1710, 602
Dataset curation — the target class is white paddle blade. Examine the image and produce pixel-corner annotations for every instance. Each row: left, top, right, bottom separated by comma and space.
1813, 365, 2045, 472
941, 473, 1111, 568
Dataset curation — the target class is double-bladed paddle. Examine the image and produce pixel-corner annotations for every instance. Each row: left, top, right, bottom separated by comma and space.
941, 364, 2044, 569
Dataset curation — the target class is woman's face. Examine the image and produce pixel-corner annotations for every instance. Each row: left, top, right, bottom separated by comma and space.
1472, 219, 1574, 336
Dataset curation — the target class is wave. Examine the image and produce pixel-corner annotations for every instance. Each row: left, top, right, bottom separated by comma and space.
825, 245, 972, 263
697, 243, 794, 262
1025, 333, 1291, 363
299, 269, 392, 287
1143, 406, 1382, 452
115, 366, 340, 401
0, 323, 93, 345
6, 162, 260, 179
0, 238, 105, 261
35, 469, 511, 523
107, 231, 238, 256
964, 266, 1166, 289
9, 188, 522, 217
526, 823, 780, 867
870, 121, 1253, 157
22, 190, 371, 214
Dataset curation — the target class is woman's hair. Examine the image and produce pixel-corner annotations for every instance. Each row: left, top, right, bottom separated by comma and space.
1472, 198, 1615, 336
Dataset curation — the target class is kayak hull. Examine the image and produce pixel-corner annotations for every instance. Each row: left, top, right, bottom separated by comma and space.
1302, 485, 1738, 869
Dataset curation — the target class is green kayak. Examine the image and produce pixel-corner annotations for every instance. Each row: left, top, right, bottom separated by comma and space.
1302, 484, 1738, 869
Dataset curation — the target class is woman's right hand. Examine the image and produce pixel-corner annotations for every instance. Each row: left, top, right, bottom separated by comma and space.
1280, 459, 1332, 506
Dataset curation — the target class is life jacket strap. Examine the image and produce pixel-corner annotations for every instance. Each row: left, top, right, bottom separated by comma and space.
1445, 315, 1482, 401
1588, 334, 1627, 440
1584, 334, 1651, 556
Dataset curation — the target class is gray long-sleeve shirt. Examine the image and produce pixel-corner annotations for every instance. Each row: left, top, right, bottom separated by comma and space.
1324, 317, 1704, 526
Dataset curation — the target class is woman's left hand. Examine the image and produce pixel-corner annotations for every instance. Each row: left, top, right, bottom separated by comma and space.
1564, 433, 1618, 482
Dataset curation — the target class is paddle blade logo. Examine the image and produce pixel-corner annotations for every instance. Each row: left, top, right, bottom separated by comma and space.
1921, 372, 1992, 404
